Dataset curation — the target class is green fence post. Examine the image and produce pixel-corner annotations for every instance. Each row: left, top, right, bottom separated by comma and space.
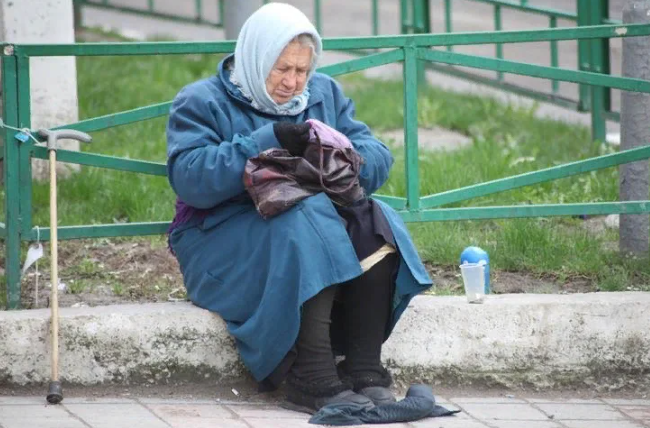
588, 0, 610, 142
550, 15, 559, 94
17, 57, 32, 239
444, 0, 453, 52
73, 0, 83, 31
217, 0, 225, 27
2, 52, 22, 310
404, 46, 420, 212
400, 0, 409, 34
577, 0, 591, 111
314, 0, 322, 35
494, 4, 503, 81
195, 0, 202, 21
372, 0, 379, 36
412, 0, 430, 88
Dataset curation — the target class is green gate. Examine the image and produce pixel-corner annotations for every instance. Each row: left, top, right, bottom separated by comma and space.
2, 23, 650, 309
401, 0, 618, 142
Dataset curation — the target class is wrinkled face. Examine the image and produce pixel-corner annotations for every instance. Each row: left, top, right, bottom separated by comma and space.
266, 41, 312, 105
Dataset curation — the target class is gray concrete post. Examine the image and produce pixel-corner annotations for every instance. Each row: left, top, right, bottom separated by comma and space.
620, 1, 650, 256
0, 0, 80, 180
223, 0, 260, 40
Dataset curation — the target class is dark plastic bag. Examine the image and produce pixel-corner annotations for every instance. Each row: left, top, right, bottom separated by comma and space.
243, 121, 365, 219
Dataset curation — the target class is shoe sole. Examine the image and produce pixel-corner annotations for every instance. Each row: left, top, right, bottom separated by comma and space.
280, 401, 317, 415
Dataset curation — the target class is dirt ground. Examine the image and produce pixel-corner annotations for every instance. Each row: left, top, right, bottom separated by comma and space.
11, 235, 598, 311
17, 238, 185, 310
1, 377, 646, 402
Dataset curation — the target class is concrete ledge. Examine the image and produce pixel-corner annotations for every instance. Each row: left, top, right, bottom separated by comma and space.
2, 293, 649, 390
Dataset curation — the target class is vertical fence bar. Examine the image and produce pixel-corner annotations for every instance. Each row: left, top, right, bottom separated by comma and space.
404, 47, 420, 212
148, 0, 154, 13
413, 0, 423, 33
411, 0, 430, 87
217, 0, 224, 26
444, 0, 453, 52
400, 0, 409, 34
372, 0, 379, 36
16, 57, 32, 238
494, 4, 503, 81
2, 55, 22, 310
314, 0, 322, 35
550, 16, 559, 94
73, 0, 83, 31
194, 0, 202, 21
589, 0, 609, 142
577, 0, 592, 111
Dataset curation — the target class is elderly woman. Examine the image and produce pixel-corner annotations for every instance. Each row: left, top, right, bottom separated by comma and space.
166, 3, 432, 413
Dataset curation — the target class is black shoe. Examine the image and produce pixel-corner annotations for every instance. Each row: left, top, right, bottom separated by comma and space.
284, 374, 375, 414
356, 386, 396, 406
337, 362, 397, 406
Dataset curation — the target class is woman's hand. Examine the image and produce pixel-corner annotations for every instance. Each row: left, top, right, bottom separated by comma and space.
273, 122, 311, 156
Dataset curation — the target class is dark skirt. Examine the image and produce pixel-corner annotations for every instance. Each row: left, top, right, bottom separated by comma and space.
259, 197, 396, 392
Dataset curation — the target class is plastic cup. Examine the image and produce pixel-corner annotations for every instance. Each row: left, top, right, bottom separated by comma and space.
459, 263, 486, 304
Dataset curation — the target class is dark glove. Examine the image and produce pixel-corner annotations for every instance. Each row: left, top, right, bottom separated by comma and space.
273, 122, 311, 156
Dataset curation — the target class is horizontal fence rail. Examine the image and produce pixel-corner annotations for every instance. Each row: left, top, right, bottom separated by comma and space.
401, 0, 618, 142
8, 24, 649, 56
3, 25, 650, 309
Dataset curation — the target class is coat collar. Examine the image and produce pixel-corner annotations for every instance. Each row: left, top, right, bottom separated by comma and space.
217, 55, 324, 115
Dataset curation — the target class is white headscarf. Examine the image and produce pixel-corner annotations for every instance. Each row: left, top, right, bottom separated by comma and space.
231, 3, 323, 116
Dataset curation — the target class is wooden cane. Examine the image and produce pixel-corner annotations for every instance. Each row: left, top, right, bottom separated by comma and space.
46, 148, 63, 404
39, 129, 92, 405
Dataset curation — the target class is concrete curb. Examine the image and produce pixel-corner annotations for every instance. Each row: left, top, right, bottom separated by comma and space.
2, 293, 649, 390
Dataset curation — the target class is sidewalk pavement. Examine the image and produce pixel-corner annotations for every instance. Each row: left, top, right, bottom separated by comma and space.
1, 394, 649, 428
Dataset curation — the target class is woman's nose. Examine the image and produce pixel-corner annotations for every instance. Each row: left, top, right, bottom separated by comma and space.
282, 71, 297, 88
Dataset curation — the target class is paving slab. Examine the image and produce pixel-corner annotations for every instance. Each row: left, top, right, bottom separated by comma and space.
0, 397, 45, 405
451, 396, 527, 404
63, 403, 169, 428
602, 399, 650, 406
4, 393, 650, 428
488, 421, 563, 428
458, 402, 550, 421
527, 398, 605, 404
165, 418, 249, 428
562, 421, 648, 428
62, 397, 136, 404
533, 403, 626, 421
226, 403, 307, 419
146, 403, 234, 419
618, 405, 650, 423
410, 418, 489, 428
0, 405, 87, 428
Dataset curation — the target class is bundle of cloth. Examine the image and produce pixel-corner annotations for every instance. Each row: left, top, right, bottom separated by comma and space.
309, 384, 460, 426
244, 119, 366, 218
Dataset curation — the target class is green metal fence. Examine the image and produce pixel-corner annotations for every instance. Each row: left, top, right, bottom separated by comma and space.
400, 0, 618, 142
76, 0, 621, 142
74, 0, 225, 29
73, 0, 383, 37
3, 23, 650, 309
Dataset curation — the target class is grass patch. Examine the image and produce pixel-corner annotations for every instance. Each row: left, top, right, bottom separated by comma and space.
343, 75, 649, 291
2, 52, 648, 296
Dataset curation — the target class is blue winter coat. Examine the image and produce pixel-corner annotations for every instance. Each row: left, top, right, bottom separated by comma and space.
167, 55, 432, 382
